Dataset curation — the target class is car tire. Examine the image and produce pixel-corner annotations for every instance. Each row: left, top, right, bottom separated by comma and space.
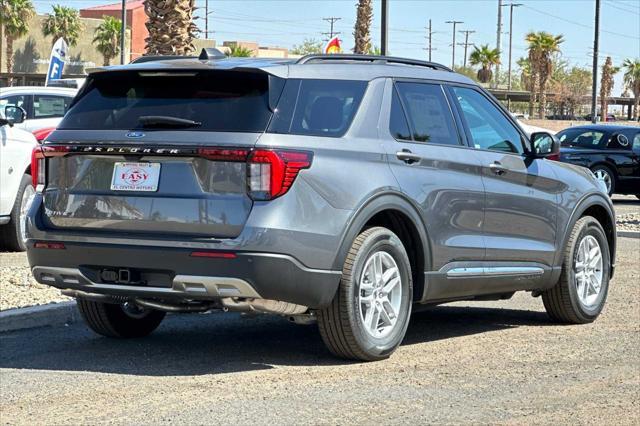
591, 165, 616, 196
318, 227, 413, 361
542, 216, 610, 324
77, 299, 166, 338
0, 174, 34, 252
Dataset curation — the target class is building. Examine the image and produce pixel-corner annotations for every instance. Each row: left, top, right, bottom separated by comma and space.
80, 0, 147, 61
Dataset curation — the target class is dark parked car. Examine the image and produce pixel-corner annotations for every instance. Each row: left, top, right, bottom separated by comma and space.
26, 53, 616, 361
558, 125, 640, 197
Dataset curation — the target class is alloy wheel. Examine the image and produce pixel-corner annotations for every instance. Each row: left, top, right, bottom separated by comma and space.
593, 169, 612, 194
574, 235, 603, 308
358, 251, 403, 338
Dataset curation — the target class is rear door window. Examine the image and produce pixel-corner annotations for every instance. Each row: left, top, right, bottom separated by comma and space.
557, 129, 606, 148
392, 82, 460, 145
268, 79, 367, 137
33, 95, 72, 118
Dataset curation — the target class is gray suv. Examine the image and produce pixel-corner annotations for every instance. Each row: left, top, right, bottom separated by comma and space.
26, 54, 616, 361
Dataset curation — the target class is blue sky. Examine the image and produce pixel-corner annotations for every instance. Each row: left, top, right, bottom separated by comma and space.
34, 0, 640, 93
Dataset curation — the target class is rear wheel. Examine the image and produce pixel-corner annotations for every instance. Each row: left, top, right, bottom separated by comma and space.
318, 227, 412, 361
591, 165, 615, 196
542, 216, 610, 323
0, 174, 34, 252
77, 299, 166, 338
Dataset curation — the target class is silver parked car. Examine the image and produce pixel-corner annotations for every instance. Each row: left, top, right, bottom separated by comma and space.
26, 54, 616, 361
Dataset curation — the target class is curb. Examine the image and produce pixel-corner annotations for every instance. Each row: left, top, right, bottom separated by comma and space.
617, 231, 640, 239
0, 301, 79, 333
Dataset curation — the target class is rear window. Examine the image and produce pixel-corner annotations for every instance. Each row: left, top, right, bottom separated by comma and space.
269, 79, 368, 137
557, 129, 606, 148
58, 70, 273, 132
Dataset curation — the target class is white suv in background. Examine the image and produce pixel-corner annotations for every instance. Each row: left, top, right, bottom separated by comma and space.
0, 106, 37, 251
0, 86, 77, 133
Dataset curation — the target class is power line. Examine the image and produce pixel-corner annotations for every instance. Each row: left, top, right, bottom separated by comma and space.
322, 17, 341, 41
603, 0, 640, 15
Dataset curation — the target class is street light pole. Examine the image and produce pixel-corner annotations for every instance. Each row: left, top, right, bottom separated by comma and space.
446, 20, 463, 69
381, 0, 389, 55
507, 3, 522, 91
120, 0, 126, 63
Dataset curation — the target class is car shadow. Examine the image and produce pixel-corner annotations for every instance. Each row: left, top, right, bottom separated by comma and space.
0, 305, 554, 377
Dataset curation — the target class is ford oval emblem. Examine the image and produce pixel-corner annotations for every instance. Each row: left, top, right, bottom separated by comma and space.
126, 131, 145, 138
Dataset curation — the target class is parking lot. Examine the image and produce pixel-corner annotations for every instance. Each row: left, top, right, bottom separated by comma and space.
0, 233, 638, 424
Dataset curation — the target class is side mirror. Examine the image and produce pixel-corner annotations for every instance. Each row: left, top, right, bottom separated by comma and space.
530, 132, 560, 159
4, 105, 26, 125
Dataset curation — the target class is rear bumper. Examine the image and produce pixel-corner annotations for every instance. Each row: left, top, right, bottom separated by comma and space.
27, 241, 341, 309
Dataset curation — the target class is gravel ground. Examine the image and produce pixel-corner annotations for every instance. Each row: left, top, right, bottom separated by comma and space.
0, 196, 637, 311
0, 237, 638, 425
0, 252, 69, 311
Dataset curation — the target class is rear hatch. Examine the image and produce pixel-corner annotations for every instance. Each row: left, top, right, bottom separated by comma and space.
40, 68, 281, 239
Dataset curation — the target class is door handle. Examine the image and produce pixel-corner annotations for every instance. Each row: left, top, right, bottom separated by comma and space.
396, 150, 421, 164
489, 161, 507, 175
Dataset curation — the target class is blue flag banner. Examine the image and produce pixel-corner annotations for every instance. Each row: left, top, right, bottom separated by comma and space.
45, 38, 68, 86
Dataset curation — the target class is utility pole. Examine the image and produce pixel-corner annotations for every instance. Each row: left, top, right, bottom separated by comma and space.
591, 0, 600, 123
506, 3, 522, 92
381, 0, 389, 55
205, 0, 209, 39
322, 17, 342, 40
120, 0, 126, 63
425, 19, 437, 61
495, 0, 503, 87
445, 20, 463, 69
458, 30, 475, 68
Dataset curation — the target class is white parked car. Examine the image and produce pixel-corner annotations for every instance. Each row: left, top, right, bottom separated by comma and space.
0, 106, 37, 251
0, 86, 77, 132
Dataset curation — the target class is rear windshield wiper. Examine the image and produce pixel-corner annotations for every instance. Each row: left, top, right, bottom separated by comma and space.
137, 115, 202, 129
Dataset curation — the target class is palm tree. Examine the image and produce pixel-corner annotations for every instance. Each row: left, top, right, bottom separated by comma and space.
622, 58, 640, 120
353, 0, 372, 54
144, 0, 197, 55
42, 5, 83, 47
599, 57, 619, 121
525, 31, 564, 118
469, 44, 501, 84
92, 16, 122, 66
226, 45, 253, 57
1, 0, 35, 85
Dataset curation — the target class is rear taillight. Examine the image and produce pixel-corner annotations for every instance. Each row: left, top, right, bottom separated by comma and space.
546, 153, 560, 161
247, 150, 312, 200
31, 145, 70, 189
33, 241, 65, 249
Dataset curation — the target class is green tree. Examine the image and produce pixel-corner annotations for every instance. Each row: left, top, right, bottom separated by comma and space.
548, 62, 591, 118
144, 0, 196, 55
290, 38, 323, 55
92, 15, 122, 66
0, 0, 35, 83
226, 44, 253, 57
353, 0, 372, 54
622, 58, 640, 120
367, 45, 382, 55
469, 44, 501, 84
525, 31, 564, 118
41, 4, 83, 47
453, 66, 479, 82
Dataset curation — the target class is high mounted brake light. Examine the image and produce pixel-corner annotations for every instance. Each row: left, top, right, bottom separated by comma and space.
247, 150, 313, 200
31, 146, 70, 188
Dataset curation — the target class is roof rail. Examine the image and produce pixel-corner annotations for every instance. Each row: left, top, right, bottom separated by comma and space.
296, 54, 452, 72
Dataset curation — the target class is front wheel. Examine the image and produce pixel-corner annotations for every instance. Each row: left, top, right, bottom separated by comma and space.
318, 227, 413, 361
77, 299, 166, 338
542, 216, 610, 323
